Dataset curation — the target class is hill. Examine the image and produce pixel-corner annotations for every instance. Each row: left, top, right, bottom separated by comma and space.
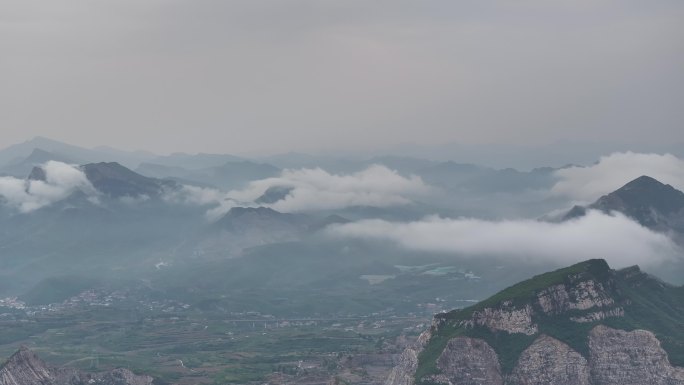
564, 175, 684, 233
387, 259, 684, 385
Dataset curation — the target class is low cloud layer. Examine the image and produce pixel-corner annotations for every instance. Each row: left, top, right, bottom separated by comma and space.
328, 210, 682, 268
552, 152, 684, 202
201, 165, 429, 219
164, 185, 225, 206
0, 161, 96, 212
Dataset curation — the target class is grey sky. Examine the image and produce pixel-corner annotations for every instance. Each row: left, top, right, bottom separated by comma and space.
1, 0, 683, 155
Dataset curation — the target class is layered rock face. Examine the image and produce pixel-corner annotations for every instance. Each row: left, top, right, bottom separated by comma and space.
387, 327, 684, 385
0, 347, 57, 385
466, 303, 537, 336
435, 337, 502, 385
385, 323, 436, 385
508, 335, 590, 385
589, 326, 684, 385
0, 347, 154, 385
385, 260, 684, 385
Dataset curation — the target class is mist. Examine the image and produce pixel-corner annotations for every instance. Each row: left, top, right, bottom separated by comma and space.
552, 152, 684, 202
327, 210, 683, 268
0, 161, 96, 212
188, 165, 431, 219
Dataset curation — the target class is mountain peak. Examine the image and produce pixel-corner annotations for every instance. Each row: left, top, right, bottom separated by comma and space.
27, 166, 47, 181
81, 162, 176, 198
591, 175, 684, 227
623, 175, 663, 187
0, 346, 53, 384
611, 175, 681, 198
562, 175, 684, 231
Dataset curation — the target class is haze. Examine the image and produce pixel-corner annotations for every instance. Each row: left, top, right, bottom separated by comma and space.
2, 0, 683, 159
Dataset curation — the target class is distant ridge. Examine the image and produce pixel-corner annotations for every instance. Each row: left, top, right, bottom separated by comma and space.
563, 175, 684, 232
81, 162, 178, 198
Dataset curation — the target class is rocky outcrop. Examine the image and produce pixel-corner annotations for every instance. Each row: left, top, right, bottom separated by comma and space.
508, 335, 590, 385
0, 347, 154, 385
466, 303, 537, 335
588, 325, 684, 385
0, 346, 57, 385
387, 260, 684, 385
385, 323, 436, 385
536, 280, 614, 315
391, 325, 684, 385
435, 337, 503, 385
569, 307, 624, 323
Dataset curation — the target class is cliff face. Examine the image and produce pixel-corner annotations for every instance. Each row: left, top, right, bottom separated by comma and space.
0, 347, 154, 385
385, 322, 436, 385
386, 259, 684, 385
588, 326, 684, 385
508, 335, 589, 385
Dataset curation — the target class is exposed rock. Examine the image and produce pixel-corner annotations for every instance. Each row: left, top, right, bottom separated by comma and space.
537, 280, 614, 315
0, 346, 56, 385
508, 335, 590, 385
384, 321, 438, 385
91, 368, 154, 385
589, 325, 684, 385
0, 347, 154, 385
27, 166, 47, 182
570, 307, 624, 323
436, 337, 503, 385
464, 303, 537, 335
386, 260, 684, 385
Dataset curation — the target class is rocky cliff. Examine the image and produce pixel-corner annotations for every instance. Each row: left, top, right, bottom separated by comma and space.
386, 259, 684, 385
0, 347, 154, 385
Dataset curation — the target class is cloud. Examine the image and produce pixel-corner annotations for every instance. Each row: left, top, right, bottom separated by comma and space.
203, 165, 429, 218
552, 152, 684, 202
327, 210, 682, 268
0, 161, 96, 212
163, 185, 225, 206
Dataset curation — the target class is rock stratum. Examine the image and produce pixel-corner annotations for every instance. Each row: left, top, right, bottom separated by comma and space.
0, 346, 154, 385
387, 259, 684, 385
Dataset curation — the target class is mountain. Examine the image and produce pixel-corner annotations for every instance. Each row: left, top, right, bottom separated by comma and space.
386, 259, 684, 385
210, 161, 280, 188
0, 149, 79, 177
415, 161, 558, 194
81, 162, 178, 198
0, 346, 155, 385
255, 185, 294, 204
0, 137, 154, 169
147, 152, 246, 170
194, 207, 313, 257
214, 206, 307, 231
136, 160, 280, 190
564, 176, 684, 233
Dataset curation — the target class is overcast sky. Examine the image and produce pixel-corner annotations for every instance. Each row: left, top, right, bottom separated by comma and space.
1, 0, 683, 155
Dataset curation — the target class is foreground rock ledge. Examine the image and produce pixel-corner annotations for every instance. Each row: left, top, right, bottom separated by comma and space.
0, 346, 154, 385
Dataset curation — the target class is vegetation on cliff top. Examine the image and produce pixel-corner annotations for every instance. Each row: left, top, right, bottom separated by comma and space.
416, 259, 684, 384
